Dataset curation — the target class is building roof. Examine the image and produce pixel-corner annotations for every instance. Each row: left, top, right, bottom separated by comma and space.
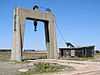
59, 45, 95, 50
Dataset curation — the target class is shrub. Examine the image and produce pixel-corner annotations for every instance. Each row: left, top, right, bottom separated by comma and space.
33, 62, 65, 73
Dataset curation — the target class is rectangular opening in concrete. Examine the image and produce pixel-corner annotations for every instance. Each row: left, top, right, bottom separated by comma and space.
23, 20, 47, 60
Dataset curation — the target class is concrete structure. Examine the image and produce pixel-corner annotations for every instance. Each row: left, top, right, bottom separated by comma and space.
11, 5, 58, 61
59, 46, 95, 58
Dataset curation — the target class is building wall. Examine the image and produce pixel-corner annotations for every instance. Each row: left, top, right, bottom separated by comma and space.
59, 46, 95, 58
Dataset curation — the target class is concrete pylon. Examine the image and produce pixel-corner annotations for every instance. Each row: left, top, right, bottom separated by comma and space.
11, 6, 58, 61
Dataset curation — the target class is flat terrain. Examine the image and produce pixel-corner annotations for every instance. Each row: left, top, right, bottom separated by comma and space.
1, 59, 100, 75
0, 52, 100, 75
0, 61, 21, 75
28, 59, 100, 75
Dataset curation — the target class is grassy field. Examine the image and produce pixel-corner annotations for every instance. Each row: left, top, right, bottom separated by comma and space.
0, 51, 100, 61
23, 51, 47, 59
0, 52, 10, 61
0, 51, 47, 61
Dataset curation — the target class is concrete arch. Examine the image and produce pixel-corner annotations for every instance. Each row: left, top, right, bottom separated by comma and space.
11, 6, 58, 61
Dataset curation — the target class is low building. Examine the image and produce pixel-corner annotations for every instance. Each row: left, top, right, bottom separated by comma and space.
59, 46, 95, 58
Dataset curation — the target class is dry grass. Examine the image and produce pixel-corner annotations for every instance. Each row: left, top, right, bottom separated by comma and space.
18, 62, 74, 75
23, 51, 47, 59
0, 51, 47, 61
0, 52, 10, 61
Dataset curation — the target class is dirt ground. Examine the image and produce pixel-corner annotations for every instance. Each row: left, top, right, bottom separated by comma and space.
0, 59, 100, 75
28, 59, 100, 75
0, 52, 100, 75
0, 61, 21, 75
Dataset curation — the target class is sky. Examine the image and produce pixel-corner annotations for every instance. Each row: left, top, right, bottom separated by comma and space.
0, 0, 100, 50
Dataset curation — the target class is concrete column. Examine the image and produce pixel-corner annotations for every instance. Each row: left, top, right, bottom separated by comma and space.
20, 14, 25, 60
11, 8, 25, 61
15, 8, 22, 61
11, 9, 17, 60
48, 18, 58, 59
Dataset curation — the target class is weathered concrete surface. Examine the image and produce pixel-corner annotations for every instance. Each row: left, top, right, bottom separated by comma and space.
12, 6, 58, 61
